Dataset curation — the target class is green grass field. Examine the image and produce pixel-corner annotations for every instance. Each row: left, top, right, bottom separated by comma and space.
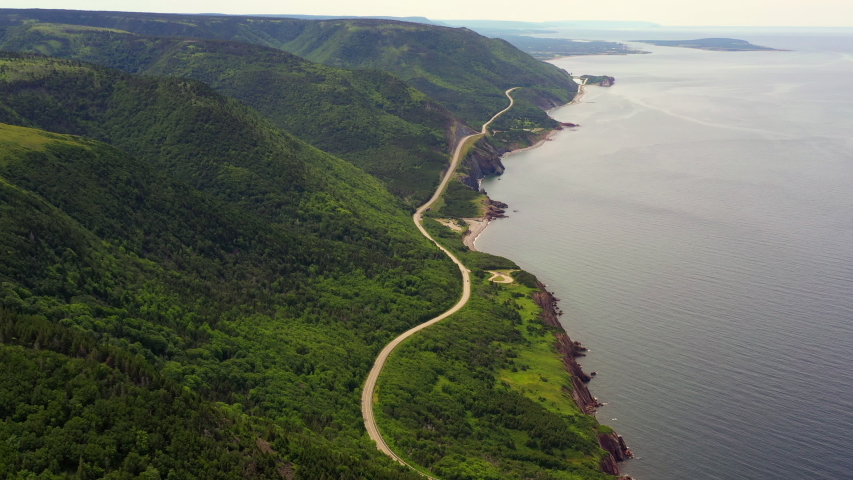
493, 281, 585, 417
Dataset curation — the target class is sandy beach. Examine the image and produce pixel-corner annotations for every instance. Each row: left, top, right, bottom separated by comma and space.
569, 79, 588, 104
462, 217, 490, 251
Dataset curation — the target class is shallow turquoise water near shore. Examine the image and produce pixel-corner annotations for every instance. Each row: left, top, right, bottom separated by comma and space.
477, 37, 853, 479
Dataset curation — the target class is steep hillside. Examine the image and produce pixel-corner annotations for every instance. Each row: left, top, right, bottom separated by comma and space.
0, 9, 577, 128
0, 17, 619, 480
0, 22, 460, 205
0, 312, 418, 480
276, 19, 576, 127
0, 55, 462, 477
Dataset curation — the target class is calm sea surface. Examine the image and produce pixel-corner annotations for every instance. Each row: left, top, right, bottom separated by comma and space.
477, 35, 853, 479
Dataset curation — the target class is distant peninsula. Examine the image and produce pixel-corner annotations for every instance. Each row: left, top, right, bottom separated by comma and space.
634, 38, 782, 51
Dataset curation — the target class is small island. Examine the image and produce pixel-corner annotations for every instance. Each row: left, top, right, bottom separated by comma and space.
580, 75, 616, 86
634, 37, 782, 51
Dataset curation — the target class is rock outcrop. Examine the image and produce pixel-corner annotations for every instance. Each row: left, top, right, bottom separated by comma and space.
459, 137, 505, 190
599, 432, 634, 462
484, 199, 508, 219
532, 285, 601, 413
533, 281, 633, 475
600, 453, 620, 475
447, 120, 477, 153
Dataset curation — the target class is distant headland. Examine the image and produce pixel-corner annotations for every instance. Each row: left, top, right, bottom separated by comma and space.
633, 38, 784, 51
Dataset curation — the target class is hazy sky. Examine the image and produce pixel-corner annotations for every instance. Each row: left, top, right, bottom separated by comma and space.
6, 0, 853, 27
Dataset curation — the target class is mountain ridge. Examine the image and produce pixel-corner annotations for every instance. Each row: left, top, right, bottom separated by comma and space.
0, 9, 578, 128
0, 22, 460, 205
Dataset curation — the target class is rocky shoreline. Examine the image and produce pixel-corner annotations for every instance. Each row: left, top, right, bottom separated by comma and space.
458, 77, 634, 477
455, 80, 634, 477
460, 126, 564, 250
533, 282, 634, 478
458, 88, 587, 246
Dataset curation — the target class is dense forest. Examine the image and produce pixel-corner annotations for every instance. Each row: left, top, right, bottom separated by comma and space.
0, 9, 619, 480
0, 9, 578, 129
0, 58, 460, 477
0, 23, 458, 206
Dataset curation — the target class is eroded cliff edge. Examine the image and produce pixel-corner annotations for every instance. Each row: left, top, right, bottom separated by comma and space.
533, 282, 634, 477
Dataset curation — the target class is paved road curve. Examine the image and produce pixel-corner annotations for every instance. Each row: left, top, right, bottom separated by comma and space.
360, 88, 519, 477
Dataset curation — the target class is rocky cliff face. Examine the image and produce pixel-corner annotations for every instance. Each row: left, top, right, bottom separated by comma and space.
447, 120, 477, 153
532, 286, 601, 414
446, 121, 506, 190
459, 137, 506, 190
533, 282, 634, 476
599, 432, 634, 465
483, 199, 508, 219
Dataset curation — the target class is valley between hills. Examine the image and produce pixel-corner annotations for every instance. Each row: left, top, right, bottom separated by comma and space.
0, 9, 629, 480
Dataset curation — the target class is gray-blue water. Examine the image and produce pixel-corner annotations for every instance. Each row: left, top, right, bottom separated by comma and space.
477, 35, 853, 479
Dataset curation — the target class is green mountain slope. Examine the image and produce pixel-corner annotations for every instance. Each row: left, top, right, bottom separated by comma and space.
275, 19, 576, 126
0, 55, 462, 477
0, 22, 461, 205
0, 20, 620, 480
1, 310, 421, 480
0, 10, 577, 128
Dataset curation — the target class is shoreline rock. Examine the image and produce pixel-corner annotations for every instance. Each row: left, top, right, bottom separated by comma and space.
533, 281, 633, 475
484, 199, 508, 219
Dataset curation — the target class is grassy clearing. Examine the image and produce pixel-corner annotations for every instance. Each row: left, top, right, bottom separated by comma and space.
374, 276, 609, 479
486, 270, 515, 283
0, 123, 83, 167
492, 281, 586, 418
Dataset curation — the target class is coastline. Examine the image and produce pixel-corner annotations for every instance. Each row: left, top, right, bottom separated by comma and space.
468, 80, 635, 476
464, 80, 586, 251
501, 128, 562, 158
534, 283, 634, 477
462, 217, 489, 251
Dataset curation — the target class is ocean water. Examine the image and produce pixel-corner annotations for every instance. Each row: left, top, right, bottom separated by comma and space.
477, 36, 853, 479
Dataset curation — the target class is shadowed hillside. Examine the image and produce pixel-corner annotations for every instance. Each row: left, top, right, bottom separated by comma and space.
0, 9, 578, 128
0, 22, 462, 205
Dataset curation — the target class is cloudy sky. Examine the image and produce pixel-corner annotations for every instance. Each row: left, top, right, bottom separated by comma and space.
7, 0, 853, 27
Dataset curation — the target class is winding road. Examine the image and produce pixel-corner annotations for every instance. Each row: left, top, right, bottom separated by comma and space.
360, 88, 519, 476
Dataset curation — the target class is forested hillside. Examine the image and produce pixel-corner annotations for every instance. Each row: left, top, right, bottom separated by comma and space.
0, 9, 578, 128
0, 10, 620, 480
0, 56, 460, 478
0, 23, 459, 205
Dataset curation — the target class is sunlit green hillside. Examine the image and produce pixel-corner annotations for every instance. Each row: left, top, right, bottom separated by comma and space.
0, 55, 460, 478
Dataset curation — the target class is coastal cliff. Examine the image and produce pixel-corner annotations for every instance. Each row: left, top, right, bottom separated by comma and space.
532, 286, 599, 413
460, 137, 506, 189
452, 83, 587, 190
533, 282, 634, 476
448, 121, 506, 190
458, 128, 565, 190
